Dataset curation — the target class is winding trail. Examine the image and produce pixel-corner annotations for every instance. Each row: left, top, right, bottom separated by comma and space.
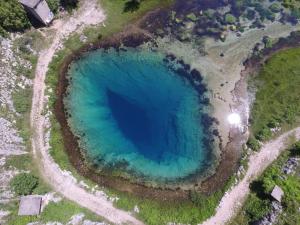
201, 127, 300, 225
29, 1, 300, 225
30, 1, 143, 224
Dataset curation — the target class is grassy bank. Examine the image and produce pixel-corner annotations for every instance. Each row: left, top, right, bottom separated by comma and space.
109, 177, 234, 225
249, 47, 300, 143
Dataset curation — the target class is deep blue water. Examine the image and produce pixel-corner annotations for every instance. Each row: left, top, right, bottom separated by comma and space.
65, 48, 211, 181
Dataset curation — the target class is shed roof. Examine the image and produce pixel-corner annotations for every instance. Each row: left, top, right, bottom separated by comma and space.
18, 195, 42, 216
19, 0, 41, 8
271, 185, 284, 202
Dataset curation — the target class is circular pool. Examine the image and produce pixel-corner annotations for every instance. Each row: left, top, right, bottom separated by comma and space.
64, 48, 214, 183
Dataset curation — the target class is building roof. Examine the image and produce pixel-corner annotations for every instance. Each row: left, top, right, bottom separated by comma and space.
18, 195, 42, 216
271, 185, 284, 202
19, 0, 42, 8
19, 0, 54, 25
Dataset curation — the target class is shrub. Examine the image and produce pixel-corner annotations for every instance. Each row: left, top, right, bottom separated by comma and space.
244, 193, 271, 221
46, 0, 60, 14
291, 141, 300, 155
13, 88, 32, 114
247, 137, 260, 151
61, 0, 78, 10
0, 0, 30, 35
256, 127, 272, 141
224, 14, 237, 24
10, 173, 39, 195
269, 3, 281, 13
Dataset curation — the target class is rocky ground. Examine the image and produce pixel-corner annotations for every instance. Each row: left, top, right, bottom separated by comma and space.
0, 37, 29, 222
0, 32, 109, 225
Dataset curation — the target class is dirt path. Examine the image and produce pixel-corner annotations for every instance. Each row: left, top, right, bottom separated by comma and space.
30, 1, 143, 224
201, 127, 300, 225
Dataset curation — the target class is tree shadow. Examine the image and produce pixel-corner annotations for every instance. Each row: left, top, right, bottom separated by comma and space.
250, 180, 271, 200
123, 0, 141, 13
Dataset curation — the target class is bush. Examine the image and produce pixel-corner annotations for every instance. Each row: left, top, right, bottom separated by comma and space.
224, 14, 237, 24
46, 0, 60, 14
13, 88, 32, 114
291, 141, 300, 155
269, 3, 281, 13
0, 0, 30, 36
247, 137, 260, 151
61, 0, 78, 10
10, 173, 39, 195
256, 127, 272, 141
244, 193, 271, 221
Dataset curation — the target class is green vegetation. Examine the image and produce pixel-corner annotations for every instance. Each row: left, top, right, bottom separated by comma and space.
269, 2, 281, 13
244, 193, 271, 221
5, 154, 32, 171
40, 200, 101, 223
230, 141, 300, 225
13, 88, 32, 114
224, 13, 237, 24
46, 0, 60, 14
250, 47, 300, 143
246, 136, 260, 151
10, 173, 39, 196
0, 0, 30, 36
108, 177, 235, 225
61, 0, 79, 10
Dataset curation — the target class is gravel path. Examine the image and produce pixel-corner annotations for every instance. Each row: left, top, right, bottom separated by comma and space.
201, 127, 300, 225
30, 1, 143, 224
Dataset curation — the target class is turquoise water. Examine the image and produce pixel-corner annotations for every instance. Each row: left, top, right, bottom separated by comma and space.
65, 48, 212, 182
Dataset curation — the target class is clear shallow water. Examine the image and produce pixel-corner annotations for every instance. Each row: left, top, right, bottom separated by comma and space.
65, 48, 212, 181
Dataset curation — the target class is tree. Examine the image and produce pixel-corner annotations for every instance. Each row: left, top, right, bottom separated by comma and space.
269, 3, 281, 13
262, 36, 273, 48
47, 0, 60, 14
0, 0, 30, 36
10, 173, 39, 195
247, 137, 260, 151
61, 0, 78, 10
291, 141, 300, 155
123, 0, 141, 12
244, 193, 271, 221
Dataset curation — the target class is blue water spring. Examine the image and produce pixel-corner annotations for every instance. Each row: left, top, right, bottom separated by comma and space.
64, 48, 213, 182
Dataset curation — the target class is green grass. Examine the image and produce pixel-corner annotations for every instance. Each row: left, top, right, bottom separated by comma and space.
13, 88, 32, 114
250, 47, 300, 142
107, 177, 235, 225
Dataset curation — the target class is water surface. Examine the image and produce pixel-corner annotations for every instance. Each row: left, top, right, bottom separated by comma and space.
65, 48, 212, 182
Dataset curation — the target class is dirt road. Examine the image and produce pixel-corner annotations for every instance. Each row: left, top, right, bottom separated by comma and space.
201, 127, 300, 225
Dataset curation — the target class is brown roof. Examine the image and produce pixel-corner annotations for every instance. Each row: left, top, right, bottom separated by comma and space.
18, 195, 42, 216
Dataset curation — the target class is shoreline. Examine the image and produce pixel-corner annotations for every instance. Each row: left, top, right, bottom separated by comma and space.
52, 9, 300, 200
54, 23, 238, 200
